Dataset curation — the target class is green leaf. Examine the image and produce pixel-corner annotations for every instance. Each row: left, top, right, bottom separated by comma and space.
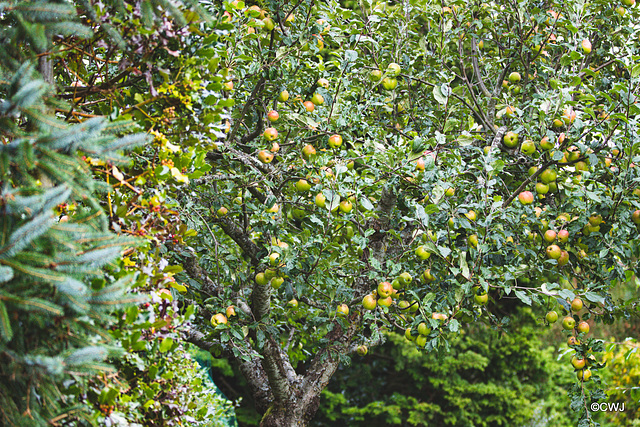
514, 290, 531, 306
0, 301, 12, 341
159, 337, 174, 353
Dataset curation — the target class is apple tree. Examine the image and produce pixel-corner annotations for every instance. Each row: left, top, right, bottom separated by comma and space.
146, 0, 640, 425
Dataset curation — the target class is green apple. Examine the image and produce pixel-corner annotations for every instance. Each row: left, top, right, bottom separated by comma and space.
415, 245, 431, 260
503, 131, 519, 148
315, 193, 326, 208
295, 179, 311, 193
336, 304, 349, 317
255, 272, 269, 286
520, 139, 536, 155
546, 244, 562, 259
339, 200, 352, 213
311, 93, 324, 105
370, 69, 382, 81
577, 368, 592, 381
387, 62, 401, 77
508, 71, 521, 83
271, 276, 284, 289
474, 292, 488, 305
540, 136, 554, 150
381, 77, 398, 90
545, 310, 558, 323
417, 322, 431, 336
362, 294, 377, 310
562, 316, 576, 330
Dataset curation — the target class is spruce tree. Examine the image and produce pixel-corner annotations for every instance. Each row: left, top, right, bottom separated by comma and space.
0, 2, 146, 424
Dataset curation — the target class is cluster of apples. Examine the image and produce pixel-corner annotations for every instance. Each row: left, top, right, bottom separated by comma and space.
254, 252, 287, 289
257, 77, 344, 165
369, 62, 402, 91
210, 305, 237, 328
546, 297, 595, 381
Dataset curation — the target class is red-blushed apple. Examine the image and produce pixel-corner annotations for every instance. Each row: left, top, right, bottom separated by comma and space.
210, 313, 228, 326
328, 134, 343, 149
540, 136, 554, 150
571, 297, 583, 312
571, 356, 586, 369
258, 150, 274, 164
315, 193, 326, 208
582, 39, 592, 54
577, 321, 589, 334
378, 296, 393, 307
302, 144, 316, 160
633, 210, 640, 225
267, 110, 279, 122
263, 127, 278, 141
557, 229, 569, 243
303, 101, 315, 112
339, 199, 352, 213
318, 78, 329, 88
557, 250, 569, 267
222, 80, 234, 91
217, 206, 229, 216
518, 191, 534, 205
568, 336, 581, 346
416, 157, 425, 171
377, 281, 393, 298
226, 306, 236, 318
543, 230, 557, 243
432, 312, 448, 322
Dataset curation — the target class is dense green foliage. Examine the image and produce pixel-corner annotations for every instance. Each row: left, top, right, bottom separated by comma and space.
0, 0, 233, 424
